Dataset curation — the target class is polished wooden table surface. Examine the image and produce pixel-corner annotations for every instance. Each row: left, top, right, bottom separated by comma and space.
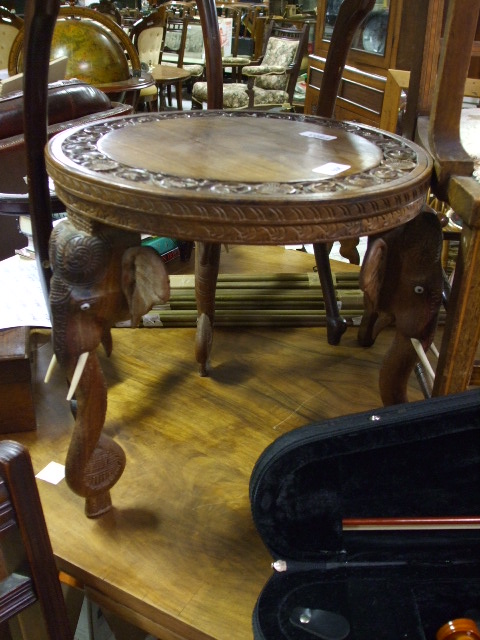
9, 248, 427, 640
94, 71, 155, 108
151, 65, 192, 111
151, 65, 192, 83
46, 110, 432, 244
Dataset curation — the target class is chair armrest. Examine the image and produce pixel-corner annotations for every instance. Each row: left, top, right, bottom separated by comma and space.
242, 65, 286, 77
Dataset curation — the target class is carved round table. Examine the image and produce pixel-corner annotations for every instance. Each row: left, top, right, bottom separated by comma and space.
46, 110, 431, 239
45, 110, 432, 516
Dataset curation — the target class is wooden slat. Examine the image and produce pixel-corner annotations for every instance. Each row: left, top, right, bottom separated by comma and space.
0, 574, 36, 624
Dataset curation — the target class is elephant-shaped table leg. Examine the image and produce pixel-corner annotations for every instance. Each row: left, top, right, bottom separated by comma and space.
358, 206, 444, 406
48, 220, 170, 517
195, 241, 221, 376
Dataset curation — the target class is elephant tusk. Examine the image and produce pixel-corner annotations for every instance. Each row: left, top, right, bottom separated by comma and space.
411, 338, 435, 384
66, 352, 89, 401
429, 342, 440, 359
44, 353, 57, 383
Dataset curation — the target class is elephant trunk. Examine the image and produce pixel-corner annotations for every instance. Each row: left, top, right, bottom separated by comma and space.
64, 350, 126, 517
379, 331, 420, 405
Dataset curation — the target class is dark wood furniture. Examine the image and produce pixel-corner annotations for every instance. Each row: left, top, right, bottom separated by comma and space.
0, 439, 72, 639
315, 0, 423, 77
306, 0, 479, 128
0, 328, 35, 433
0, 79, 133, 299
44, 108, 432, 516
17, 0, 433, 517
156, 16, 192, 109
415, 0, 480, 395
307, 0, 417, 126
151, 63, 191, 109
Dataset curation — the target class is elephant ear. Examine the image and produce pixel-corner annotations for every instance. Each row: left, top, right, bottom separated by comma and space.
121, 247, 170, 326
359, 237, 388, 311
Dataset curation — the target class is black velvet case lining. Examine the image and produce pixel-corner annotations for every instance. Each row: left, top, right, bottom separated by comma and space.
250, 389, 480, 640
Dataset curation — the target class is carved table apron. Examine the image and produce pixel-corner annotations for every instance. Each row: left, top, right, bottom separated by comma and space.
45, 110, 432, 516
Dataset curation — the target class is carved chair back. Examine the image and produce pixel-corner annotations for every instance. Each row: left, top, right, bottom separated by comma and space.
129, 7, 167, 68
88, 0, 123, 25
0, 440, 72, 639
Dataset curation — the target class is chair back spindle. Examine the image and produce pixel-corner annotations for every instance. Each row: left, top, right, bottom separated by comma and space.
315, 0, 375, 118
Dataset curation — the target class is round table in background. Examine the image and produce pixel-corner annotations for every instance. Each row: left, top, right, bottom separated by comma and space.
151, 64, 192, 110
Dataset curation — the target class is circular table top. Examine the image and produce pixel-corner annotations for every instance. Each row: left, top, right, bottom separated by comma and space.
45, 110, 433, 245
151, 64, 191, 83
94, 72, 154, 94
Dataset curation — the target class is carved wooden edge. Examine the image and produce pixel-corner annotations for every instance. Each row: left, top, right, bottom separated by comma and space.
56, 182, 428, 245
46, 112, 432, 242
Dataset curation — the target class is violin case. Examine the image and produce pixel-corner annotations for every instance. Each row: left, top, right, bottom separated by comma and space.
249, 388, 480, 640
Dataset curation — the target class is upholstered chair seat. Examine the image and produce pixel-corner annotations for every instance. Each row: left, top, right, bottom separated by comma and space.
192, 80, 248, 108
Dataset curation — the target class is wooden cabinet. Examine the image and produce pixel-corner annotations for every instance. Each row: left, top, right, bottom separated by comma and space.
305, 0, 430, 125
305, 55, 387, 125
314, 0, 420, 76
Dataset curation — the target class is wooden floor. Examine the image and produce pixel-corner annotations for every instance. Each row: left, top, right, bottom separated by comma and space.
5, 245, 427, 640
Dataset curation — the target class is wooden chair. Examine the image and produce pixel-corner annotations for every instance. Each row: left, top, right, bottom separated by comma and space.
158, 15, 204, 107
0, 7, 22, 70
216, 6, 252, 82
413, 0, 480, 396
88, 0, 123, 25
0, 440, 72, 639
129, 8, 167, 110
130, 7, 167, 68
242, 20, 309, 108
191, 20, 309, 110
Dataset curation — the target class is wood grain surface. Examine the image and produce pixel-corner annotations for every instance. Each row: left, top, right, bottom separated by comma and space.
5, 247, 428, 640
99, 117, 382, 182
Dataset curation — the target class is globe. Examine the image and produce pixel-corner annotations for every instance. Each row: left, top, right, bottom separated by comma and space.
51, 17, 130, 85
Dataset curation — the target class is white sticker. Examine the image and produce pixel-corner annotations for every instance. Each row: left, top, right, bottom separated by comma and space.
300, 131, 337, 141
36, 461, 65, 485
312, 162, 351, 176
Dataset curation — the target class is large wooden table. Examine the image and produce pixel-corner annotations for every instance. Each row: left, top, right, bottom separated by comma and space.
43, 109, 432, 519
13, 247, 426, 640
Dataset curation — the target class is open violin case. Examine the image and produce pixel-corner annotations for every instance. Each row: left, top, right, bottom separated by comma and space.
249, 388, 480, 640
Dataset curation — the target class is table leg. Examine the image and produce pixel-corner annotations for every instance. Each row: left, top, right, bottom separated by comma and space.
157, 82, 166, 111
48, 219, 169, 516
195, 241, 221, 376
313, 243, 347, 345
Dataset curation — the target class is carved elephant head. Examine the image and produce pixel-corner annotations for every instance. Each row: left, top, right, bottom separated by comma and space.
48, 219, 170, 516
358, 206, 444, 405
